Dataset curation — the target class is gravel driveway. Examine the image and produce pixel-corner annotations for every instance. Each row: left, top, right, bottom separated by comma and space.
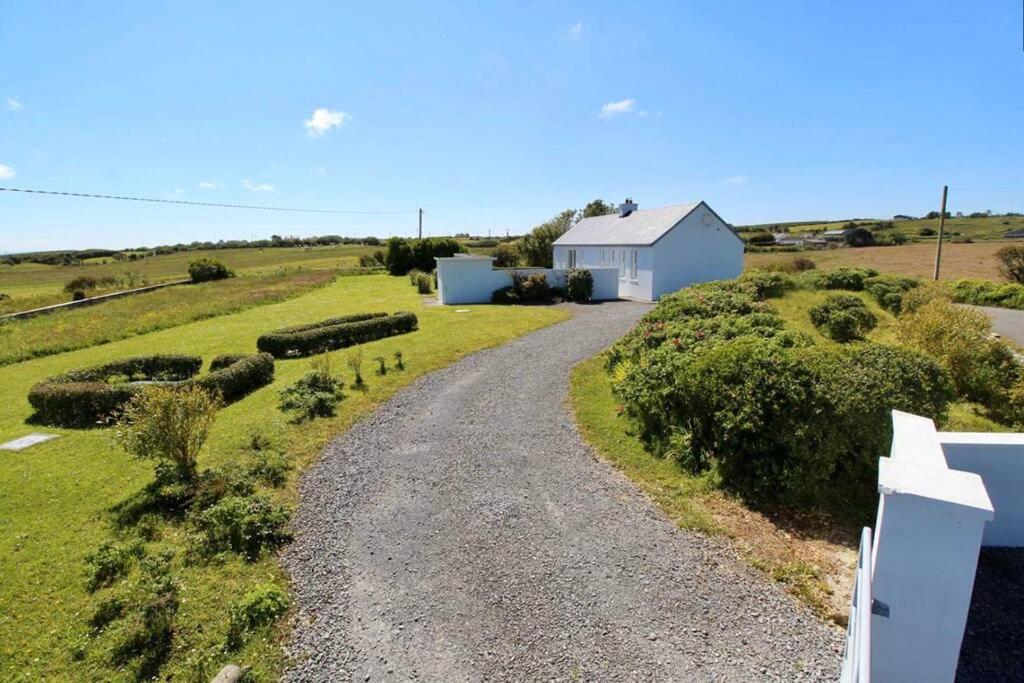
282, 301, 843, 681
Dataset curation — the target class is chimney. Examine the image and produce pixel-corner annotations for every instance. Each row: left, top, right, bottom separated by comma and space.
618, 197, 638, 217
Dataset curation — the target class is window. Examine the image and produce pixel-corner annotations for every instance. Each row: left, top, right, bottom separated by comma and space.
619, 249, 626, 277
601, 249, 606, 265
567, 249, 577, 268
630, 249, 638, 280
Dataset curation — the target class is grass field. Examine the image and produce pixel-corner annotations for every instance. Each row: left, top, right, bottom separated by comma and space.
0, 269, 336, 367
0, 244, 380, 312
0, 274, 567, 681
746, 241, 1011, 281
738, 214, 1024, 242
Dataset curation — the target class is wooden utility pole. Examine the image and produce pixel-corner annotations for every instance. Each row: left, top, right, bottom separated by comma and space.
933, 185, 948, 280
418, 208, 423, 239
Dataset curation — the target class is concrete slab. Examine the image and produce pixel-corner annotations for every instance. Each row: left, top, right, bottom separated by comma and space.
1, 433, 60, 451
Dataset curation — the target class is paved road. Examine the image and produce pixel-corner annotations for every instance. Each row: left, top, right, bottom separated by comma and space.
282, 301, 843, 681
971, 305, 1024, 348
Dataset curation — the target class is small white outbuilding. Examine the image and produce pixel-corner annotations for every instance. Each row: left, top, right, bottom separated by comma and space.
552, 199, 743, 301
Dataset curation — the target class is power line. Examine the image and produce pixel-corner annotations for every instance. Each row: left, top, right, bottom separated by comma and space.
421, 210, 499, 234
0, 186, 416, 215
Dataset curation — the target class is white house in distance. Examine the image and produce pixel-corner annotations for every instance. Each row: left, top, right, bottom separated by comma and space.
552, 199, 743, 301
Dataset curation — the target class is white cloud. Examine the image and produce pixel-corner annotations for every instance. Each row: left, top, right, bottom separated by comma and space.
568, 21, 584, 38
599, 98, 636, 118
724, 175, 748, 185
6, 97, 22, 111
199, 181, 222, 189
173, 188, 184, 195
0, 164, 14, 179
304, 108, 350, 137
242, 178, 274, 192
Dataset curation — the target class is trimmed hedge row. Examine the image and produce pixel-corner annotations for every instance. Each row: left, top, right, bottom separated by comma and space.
256, 311, 418, 358
28, 353, 274, 427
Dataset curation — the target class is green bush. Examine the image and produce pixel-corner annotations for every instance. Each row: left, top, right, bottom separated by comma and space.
739, 269, 793, 299
191, 494, 291, 561
385, 237, 465, 275
512, 272, 552, 303
491, 286, 519, 305
195, 353, 275, 403
278, 356, 345, 421
226, 583, 290, 650
187, 258, 234, 283
110, 551, 179, 679
113, 385, 220, 486
808, 294, 877, 342
945, 278, 1024, 310
414, 272, 433, 294
85, 540, 145, 592
608, 278, 953, 508
864, 275, 919, 313
27, 354, 203, 427
997, 245, 1024, 284
801, 267, 879, 292
256, 311, 417, 357
565, 268, 594, 302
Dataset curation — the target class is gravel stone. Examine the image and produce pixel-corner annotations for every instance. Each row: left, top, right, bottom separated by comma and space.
282, 301, 843, 681
957, 547, 1024, 681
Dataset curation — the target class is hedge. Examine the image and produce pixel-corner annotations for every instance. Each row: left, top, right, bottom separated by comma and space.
256, 311, 418, 358
194, 353, 275, 403
28, 353, 274, 427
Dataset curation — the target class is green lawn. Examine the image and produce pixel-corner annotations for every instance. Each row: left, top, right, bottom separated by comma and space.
0, 269, 336, 367
738, 214, 1024, 243
0, 244, 380, 312
0, 274, 567, 681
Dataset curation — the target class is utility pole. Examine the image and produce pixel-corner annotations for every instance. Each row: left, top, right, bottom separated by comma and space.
933, 185, 948, 281
418, 208, 423, 239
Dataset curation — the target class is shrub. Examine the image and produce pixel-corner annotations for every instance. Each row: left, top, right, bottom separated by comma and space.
864, 275, 919, 313
791, 256, 816, 272
28, 354, 203, 427
919, 227, 936, 236
897, 298, 1022, 419
247, 447, 291, 487
64, 275, 117, 293
113, 385, 220, 485
195, 353, 275, 403
415, 272, 433, 294
739, 269, 792, 299
394, 351, 405, 370
493, 242, 520, 268
192, 461, 257, 511
996, 246, 1024, 283
808, 294, 877, 342
85, 540, 145, 592
90, 596, 125, 631
347, 349, 365, 387
374, 356, 387, 376
385, 237, 465, 275
802, 266, 879, 291
491, 286, 519, 305
278, 356, 345, 421
226, 583, 290, 650
565, 268, 594, 302
512, 272, 552, 303
71, 290, 87, 301
946, 278, 1024, 310
192, 494, 291, 561
844, 227, 875, 247
256, 312, 416, 358
188, 258, 234, 283
745, 232, 776, 245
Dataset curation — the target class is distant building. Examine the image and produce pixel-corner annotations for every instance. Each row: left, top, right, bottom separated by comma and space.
1004, 230, 1024, 239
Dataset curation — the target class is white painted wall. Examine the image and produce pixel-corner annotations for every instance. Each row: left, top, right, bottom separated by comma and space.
938, 432, 1024, 546
551, 204, 743, 301
435, 256, 618, 305
651, 207, 744, 299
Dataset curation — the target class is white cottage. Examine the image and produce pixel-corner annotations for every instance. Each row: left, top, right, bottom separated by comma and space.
552, 199, 743, 301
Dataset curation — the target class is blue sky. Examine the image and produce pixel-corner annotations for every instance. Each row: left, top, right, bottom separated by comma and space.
1, 1, 1022, 252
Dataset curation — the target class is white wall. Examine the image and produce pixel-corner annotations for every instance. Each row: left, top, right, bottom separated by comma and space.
435, 256, 618, 304
938, 432, 1024, 546
553, 244, 654, 300
651, 207, 744, 299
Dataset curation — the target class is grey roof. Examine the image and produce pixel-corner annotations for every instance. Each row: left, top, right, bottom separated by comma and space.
553, 202, 703, 246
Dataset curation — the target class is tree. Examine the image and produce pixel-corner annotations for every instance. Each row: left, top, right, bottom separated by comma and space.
188, 258, 234, 283
493, 242, 520, 268
997, 245, 1024, 284
519, 209, 577, 267
844, 227, 875, 247
581, 199, 617, 218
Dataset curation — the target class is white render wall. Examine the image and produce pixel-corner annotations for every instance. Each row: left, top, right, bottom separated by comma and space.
651, 207, 743, 299
553, 244, 654, 300
435, 256, 618, 305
